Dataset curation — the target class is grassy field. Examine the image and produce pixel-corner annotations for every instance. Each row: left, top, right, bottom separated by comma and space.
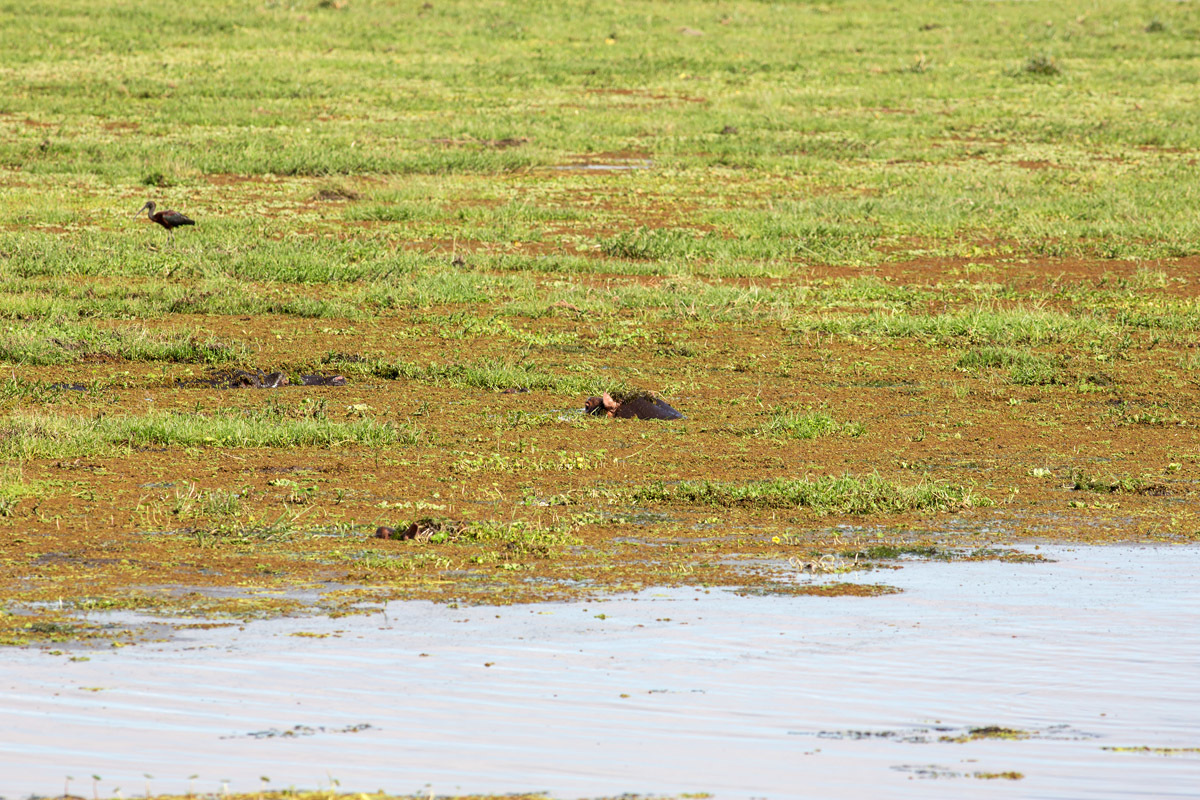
1, 0, 1199, 645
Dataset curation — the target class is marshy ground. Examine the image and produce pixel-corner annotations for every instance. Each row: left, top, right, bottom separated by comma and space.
1, 1, 1197, 652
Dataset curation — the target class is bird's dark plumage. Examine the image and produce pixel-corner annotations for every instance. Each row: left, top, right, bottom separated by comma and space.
135, 200, 194, 241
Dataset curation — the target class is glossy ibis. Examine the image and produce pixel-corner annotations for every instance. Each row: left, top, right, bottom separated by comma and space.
135, 200, 194, 243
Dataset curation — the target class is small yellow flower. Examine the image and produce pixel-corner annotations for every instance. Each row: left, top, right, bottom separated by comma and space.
771, 536, 781, 544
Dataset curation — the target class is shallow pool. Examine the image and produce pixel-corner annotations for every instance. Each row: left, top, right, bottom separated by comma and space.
3, 545, 1198, 799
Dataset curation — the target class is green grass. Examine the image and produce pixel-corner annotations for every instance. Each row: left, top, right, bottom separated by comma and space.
631, 474, 990, 515
2, 0, 1200, 263
330, 355, 612, 395
0, 409, 417, 459
957, 347, 1067, 386
169, 482, 242, 521
0, 319, 243, 366
1070, 471, 1145, 494
0, 377, 69, 405
452, 520, 582, 554
0, 0, 1198, 627
0, 471, 57, 516
757, 410, 865, 440
790, 307, 1117, 345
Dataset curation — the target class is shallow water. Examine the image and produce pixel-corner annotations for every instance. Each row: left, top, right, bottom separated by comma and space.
3, 546, 1198, 799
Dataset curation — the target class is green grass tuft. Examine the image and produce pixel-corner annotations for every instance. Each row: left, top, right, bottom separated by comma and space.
328, 355, 610, 395
0, 410, 418, 460
632, 474, 990, 515
956, 347, 1067, 386
757, 410, 865, 439
1021, 53, 1062, 77
0, 321, 244, 367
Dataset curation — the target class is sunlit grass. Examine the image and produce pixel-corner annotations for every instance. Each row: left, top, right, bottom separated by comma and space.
0, 320, 244, 366
756, 410, 866, 440
329, 355, 611, 395
632, 474, 990, 515
0, 410, 418, 459
956, 347, 1068, 386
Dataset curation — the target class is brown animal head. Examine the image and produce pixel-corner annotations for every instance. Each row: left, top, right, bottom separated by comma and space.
583, 392, 621, 417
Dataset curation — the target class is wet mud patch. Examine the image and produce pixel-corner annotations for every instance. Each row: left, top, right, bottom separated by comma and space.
735, 581, 901, 597
3, 243, 1200, 639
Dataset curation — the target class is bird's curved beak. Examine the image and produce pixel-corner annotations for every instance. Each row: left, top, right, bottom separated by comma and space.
133, 203, 150, 218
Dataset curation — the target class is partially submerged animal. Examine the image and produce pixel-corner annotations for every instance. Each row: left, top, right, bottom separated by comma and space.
134, 200, 195, 243
223, 370, 346, 389
300, 374, 348, 387
584, 391, 684, 420
375, 518, 465, 542
228, 370, 289, 388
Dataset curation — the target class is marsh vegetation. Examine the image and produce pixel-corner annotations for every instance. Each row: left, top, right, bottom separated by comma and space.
1, 0, 1198, 646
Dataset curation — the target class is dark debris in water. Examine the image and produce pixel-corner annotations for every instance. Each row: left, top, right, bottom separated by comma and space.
813, 728, 947, 744
801, 723, 1096, 744
940, 726, 1031, 743
836, 544, 1050, 565
222, 722, 372, 740
959, 547, 1048, 563
1102, 746, 1200, 755
182, 369, 348, 389
891, 764, 1024, 780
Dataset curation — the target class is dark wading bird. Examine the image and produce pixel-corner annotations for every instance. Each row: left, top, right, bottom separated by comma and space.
135, 200, 194, 243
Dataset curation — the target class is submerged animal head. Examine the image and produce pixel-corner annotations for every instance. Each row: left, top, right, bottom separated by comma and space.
583, 392, 621, 417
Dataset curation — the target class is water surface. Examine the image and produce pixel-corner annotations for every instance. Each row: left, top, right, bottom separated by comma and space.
2, 546, 1197, 799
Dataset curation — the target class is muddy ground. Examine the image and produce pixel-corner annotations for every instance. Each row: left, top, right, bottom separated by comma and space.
2, 176, 1198, 646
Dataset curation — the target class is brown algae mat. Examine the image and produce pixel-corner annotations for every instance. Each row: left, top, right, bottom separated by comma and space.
4, 268, 1198, 648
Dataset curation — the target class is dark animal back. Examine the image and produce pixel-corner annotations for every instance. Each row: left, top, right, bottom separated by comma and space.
613, 396, 685, 420
156, 210, 195, 228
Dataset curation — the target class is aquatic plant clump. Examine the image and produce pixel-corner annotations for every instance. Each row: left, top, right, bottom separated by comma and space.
632, 474, 990, 515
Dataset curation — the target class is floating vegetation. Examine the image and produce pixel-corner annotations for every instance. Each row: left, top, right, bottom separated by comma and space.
756, 409, 865, 439
736, 582, 901, 597
941, 726, 1032, 743
221, 723, 373, 740
1102, 746, 1200, 755
632, 475, 991, 515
